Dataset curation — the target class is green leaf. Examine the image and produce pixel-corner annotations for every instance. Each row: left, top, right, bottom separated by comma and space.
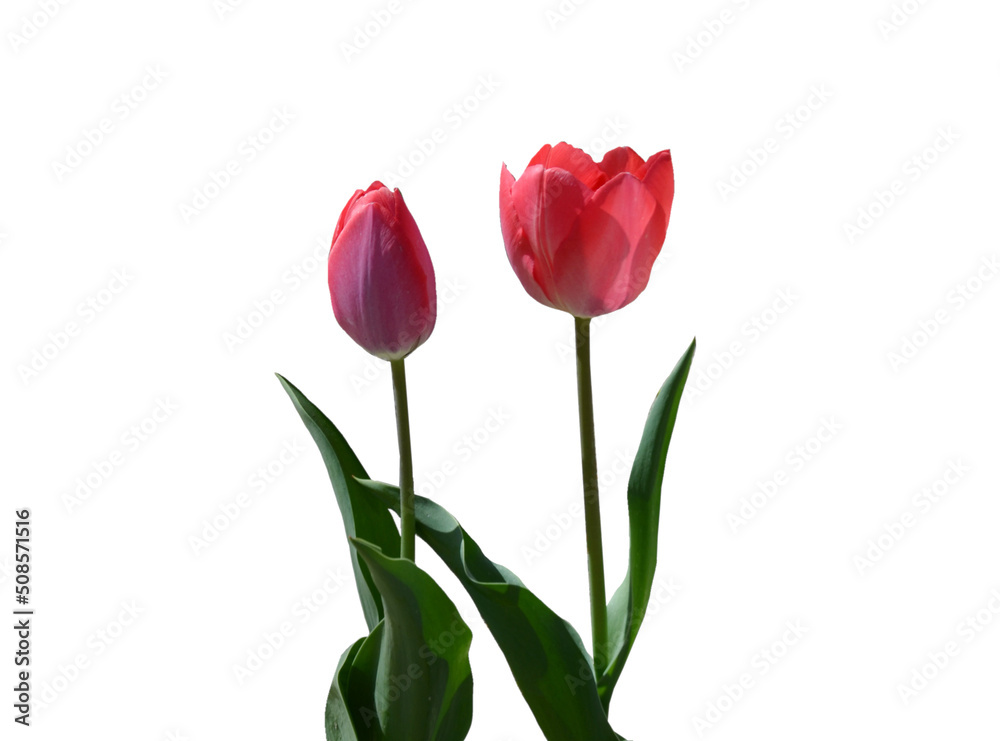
325, 637, 367, 741
325, 539, 474, 741
276, 374, 400, 631
358, 480, 625, 741
599, 339, 695, 710
277, 377, 472, 739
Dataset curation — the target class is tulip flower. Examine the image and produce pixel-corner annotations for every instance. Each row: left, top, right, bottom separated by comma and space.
329, 181, 436, 361
499, 142, 673, 318
329, 181, 437, 562
499, 142, 674, 669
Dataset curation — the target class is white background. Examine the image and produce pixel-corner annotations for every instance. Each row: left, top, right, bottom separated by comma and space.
2, 0, 999, 739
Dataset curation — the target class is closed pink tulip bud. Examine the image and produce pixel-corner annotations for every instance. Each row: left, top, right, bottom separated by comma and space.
500, 142, 674, 317
328, 182, 436, 360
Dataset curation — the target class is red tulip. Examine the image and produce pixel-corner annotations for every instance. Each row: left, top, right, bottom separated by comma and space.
328, 182, 436, 360
499, 142, 674, 317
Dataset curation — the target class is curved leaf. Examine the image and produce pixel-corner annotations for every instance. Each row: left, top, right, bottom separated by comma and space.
358, 480, 624, 741
600, 339, 695, 709
325, 637, 368, 741
276, 373, 400, 631
326, 539, 473, 741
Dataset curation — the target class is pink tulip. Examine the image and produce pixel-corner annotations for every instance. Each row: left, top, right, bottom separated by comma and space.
500, 142, 674, 317
328, 182, 436, 360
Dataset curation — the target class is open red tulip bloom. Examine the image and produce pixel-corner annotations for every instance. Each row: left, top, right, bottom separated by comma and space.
500, 142, 674, 318
328, 182, 436, 360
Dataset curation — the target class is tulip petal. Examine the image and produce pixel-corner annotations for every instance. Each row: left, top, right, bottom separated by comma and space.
329, 202, 435, 359
511, 163, 590, 270
615, 201, 666, 310
500, 165, 557, 309
549, 220, 630, 316
640, 150, 675, 223
528, 142, 606, 191
498, 164, 523, 256
596, 173, 665, 311
332, 188, 365, 245
358, 182, 396, 213
391, 188, 436, 303
334, 182, 395, 245
598, 146, 647, 179
553, 174, 659, 316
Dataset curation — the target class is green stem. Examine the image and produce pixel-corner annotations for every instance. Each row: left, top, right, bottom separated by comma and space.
390, 358, 416, 562
574, 316, 608, 668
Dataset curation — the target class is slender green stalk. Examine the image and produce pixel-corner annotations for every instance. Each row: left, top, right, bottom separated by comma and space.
390, 358, 416, 562
574, 316, 608, 667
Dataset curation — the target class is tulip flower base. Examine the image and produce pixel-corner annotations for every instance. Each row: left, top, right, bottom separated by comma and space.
279, 142, 691, 741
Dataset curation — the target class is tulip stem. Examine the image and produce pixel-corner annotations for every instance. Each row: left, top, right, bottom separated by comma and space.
574, 316, 608, 669
390, 358, 416, 562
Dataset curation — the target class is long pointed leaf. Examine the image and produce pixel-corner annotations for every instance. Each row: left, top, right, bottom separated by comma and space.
276, 374, 400, 631
600, 339, 695, 709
